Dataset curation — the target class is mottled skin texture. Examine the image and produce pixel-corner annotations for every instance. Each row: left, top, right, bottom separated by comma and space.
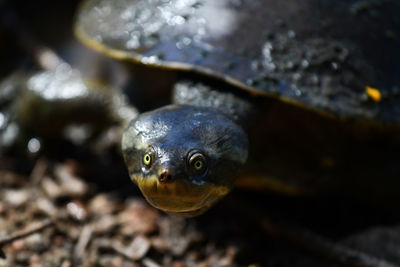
122, 103, 248, 216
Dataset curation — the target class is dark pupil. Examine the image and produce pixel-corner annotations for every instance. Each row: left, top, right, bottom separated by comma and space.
195, 161, 201, 168
145, 155, 150, 162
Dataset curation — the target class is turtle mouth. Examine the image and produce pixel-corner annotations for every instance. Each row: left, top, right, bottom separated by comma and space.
132, 174, 230, 217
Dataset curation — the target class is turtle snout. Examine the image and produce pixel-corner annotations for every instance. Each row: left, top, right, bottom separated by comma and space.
158, 169, 174, 183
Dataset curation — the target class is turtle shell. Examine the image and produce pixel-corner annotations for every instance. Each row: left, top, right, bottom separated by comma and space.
75, 0, 400, 200
75, 0, 400, 122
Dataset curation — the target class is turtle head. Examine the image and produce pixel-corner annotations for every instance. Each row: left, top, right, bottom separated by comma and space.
122, 105, 248, 217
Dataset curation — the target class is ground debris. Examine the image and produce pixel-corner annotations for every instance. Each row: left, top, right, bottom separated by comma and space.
124, 235, 151, 260
97, 235, 151, 261
34, 197, 58, 218
117, 198, 160, 236
142, 257, 162, 267
3, 189, 30, 207
0, 219, 54, 259
88, 193, 120, 216
1, 156, 400, 267
54, 164, 90, 198
73, 224, 93, 265
66, 200, 89, 222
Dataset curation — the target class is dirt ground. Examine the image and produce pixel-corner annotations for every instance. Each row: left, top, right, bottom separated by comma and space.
1, 153, 400, 267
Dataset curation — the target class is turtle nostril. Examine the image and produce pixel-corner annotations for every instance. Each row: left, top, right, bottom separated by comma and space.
158, 170, 173, 183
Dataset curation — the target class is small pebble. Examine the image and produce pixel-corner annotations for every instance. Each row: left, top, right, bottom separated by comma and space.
89, 194, 118, 215
4, 190, 29, 207
25, 233, 48, 253
35, 197, 58, 218
142, 258, 162, 267
55, 165, 89, 197
66, 201, 88, 221
10, 239, 26, 253
41, 177, 63, 199
118, 198, 159, 236
125, 235, 151, 260
92, 214, 117, 234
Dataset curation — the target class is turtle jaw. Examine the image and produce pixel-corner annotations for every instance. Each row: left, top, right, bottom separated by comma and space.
132, 174, 230, 217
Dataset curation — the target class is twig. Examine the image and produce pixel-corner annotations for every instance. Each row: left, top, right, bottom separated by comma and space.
29, 157, 48, 184
98, 240, 138, 261
0, 219, 54, 259
73, 224, 93, 265
97, 236, 150, 262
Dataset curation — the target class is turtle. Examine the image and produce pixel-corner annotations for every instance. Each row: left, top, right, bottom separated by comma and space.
74, 0, 400, 216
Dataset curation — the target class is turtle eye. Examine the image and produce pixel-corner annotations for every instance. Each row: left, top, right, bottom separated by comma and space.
143, 152, 152, 167
188, 152, 208, 175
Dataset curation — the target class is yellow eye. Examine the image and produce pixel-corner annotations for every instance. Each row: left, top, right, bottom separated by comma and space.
193, 159, 204, 171
143, 153, 152, 166
188, 152, 207, 174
